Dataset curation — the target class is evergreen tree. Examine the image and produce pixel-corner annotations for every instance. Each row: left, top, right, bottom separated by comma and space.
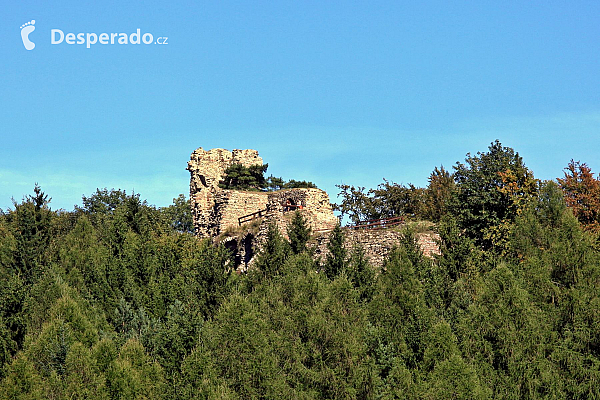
347, 244, 375, 301
254, 222, 289, 278
8, 184, 53, 284
436, 215, 477, 281
266, 176, 317, 191
325, 223, 346, 279
219, 163, 268, 191
282, 179, 317, 189
266, 175, 285, 191
287, 211, 311, 255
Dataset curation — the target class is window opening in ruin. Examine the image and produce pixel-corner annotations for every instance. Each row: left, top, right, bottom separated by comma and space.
283, 198, 302, 212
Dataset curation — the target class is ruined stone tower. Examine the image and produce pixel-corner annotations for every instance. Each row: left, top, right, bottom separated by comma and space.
187, 147, 338, 238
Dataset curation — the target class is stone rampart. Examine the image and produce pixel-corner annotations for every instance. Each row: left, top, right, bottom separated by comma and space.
311, 228, 441, 266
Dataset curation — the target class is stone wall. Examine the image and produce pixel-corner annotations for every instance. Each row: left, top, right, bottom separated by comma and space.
225, 225, 440, 272
187, 147, 264, 237
212, 190, 269, 237
311, 228, 440, 267
188, 147, 339, 238
265, 189, 339, 234
188, 147, 263, 191
187, 146, 440, 270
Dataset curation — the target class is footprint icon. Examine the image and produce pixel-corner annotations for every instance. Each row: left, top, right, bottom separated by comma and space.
20, 20, 36, 50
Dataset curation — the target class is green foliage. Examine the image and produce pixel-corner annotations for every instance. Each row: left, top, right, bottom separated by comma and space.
333, 185, 373, 224
425, 354, 490, 399
334, 180, 425, 224
288, 211, 311, 254
369, 240, 431, 370
219, 163, 268, 191
424, 166, 456, 222
282, 179, 318, 189
184, 265, 374, 399
346, 245, 375, 301
266, 175, 318, 191
450, 139, 538, 250
7, 184, 53, 285
334, 167, 455, 225
253, 222, 289, 280
160, 194, 194, 234
105, 339, 165, 399
0, 317, 16, 380
2, 170, 600, 399
436, 214, 478, 281
78, 187, 128, 215
324, 224, 346, 279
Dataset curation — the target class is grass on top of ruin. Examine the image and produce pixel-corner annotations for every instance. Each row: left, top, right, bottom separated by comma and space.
217, 218, 263, 241
393, 219, 436, 234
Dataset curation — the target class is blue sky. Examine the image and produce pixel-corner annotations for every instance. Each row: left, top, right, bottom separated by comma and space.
2, 1, 599, 211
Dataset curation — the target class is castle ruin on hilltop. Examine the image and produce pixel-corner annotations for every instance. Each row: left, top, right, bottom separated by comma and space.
187, 147, 439, 269
187, 147, 339, 238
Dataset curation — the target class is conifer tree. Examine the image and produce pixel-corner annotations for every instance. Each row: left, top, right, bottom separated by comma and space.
219, 163, 268, 191
347, 244, 375, 301
254, 222, 289, 278
325, 224, 346, 279
9, 184, 53, 284
288, 211, 311, 255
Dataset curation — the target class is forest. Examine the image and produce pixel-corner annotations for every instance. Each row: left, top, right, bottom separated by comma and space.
1, 140, 599, 399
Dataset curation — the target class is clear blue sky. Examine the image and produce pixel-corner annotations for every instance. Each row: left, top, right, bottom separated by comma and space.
2, 1, 599, 211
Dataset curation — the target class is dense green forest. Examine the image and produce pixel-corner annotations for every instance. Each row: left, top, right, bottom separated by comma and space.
1, 141, 599, 399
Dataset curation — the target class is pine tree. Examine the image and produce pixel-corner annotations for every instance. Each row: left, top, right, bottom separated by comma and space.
347, 244, 375, 301
9, 184, 53, 284
325, 224, 346, 279
254, 223, 289, 278
288, 211, 311, 255
219, 163, 268, 191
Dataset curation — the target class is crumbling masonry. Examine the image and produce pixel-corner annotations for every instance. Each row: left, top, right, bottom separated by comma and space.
187, 147, 338, 238
188, 147, 439, 269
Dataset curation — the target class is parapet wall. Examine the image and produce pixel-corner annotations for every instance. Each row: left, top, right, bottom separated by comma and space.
311, 229, 441, 267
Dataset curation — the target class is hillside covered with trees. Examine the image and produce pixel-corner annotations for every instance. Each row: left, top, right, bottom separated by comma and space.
1, 140, 600, 399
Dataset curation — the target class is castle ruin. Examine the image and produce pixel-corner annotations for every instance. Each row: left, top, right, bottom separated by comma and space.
187, 147, 338, 238
187, 147, 439, 269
